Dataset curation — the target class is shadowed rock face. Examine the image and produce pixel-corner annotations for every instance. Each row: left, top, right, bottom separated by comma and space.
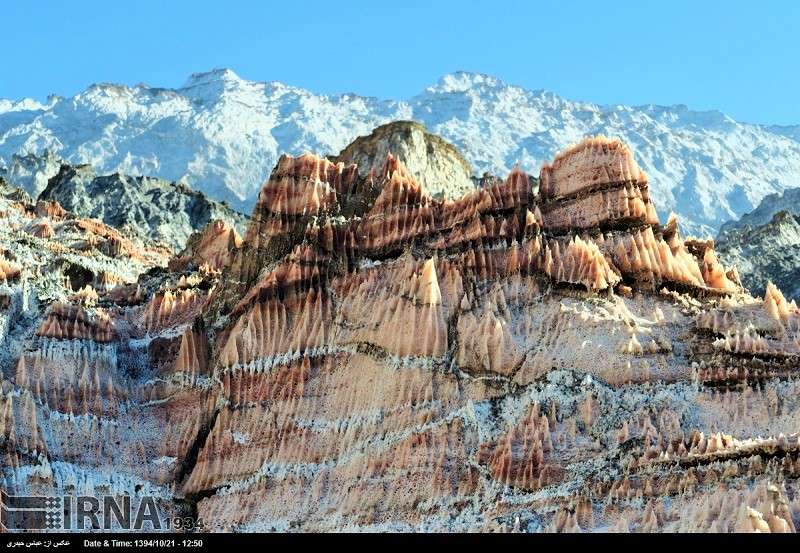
717, 202, 800, 302
39, 163, 249, 252
0, 176, 34, 204
2, 135, 800, 533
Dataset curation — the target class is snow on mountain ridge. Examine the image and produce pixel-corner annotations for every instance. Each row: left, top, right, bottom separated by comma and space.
182, 67, 244, 88
0, 98, 47, 114
1, 69, 799, 237
426, 71, 510, 94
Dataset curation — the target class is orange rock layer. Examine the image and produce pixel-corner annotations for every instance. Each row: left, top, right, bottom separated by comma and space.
170, 219, 242, 272
0, 259, 21, 281
5, 135, 800, 533
35, 301, 115, 342
540, 134, 647, 201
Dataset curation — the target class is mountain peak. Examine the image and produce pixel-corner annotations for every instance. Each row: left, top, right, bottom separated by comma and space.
427, 71, 506, 94
1, 69, 798, 240
181, 68, 245, 90
330, 120, 475, 200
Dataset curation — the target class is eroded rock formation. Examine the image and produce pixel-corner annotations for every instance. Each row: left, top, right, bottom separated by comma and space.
169, 219, 243, 273
1, 134, 800, 533
330, 120, 476, 202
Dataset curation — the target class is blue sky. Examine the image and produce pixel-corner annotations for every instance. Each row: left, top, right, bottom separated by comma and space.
3, 1, 798, 125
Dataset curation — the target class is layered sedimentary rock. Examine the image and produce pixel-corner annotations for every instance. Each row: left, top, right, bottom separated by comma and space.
540, 135, 648, 201
0, 179, 209, 530
181, 136, 798, 532
169, 219, 243, 273
2, 133, 800, 533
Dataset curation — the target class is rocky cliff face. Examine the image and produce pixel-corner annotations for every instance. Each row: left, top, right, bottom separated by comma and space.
0, 149, 63, 199
1, 136, 800, 533
717, 207, 800, 301
330, 121, 476, 201
0, 180, 225, 530
0, 175, 34, 205
0, 178, 171, 386
720, 187, 800, 234
39, 164, 249, 252
4, 69, 800, 237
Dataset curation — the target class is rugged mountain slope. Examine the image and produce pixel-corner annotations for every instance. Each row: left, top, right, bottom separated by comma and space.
2, 134, 800, 532
0, 149, 63, 198
720, 187, 800, 234
0, 178, 171, 376
0, 175, 33, 204
3, 70, 800, 236
0, 181, 225, 530
717, 208, 800, 301
330, 120, 475, 200
39, 163, 249, 252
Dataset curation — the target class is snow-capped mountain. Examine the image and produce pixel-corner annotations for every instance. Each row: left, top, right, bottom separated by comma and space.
2, 68, 800, 237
